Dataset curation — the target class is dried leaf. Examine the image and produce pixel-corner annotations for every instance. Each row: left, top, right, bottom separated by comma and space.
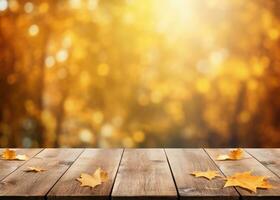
25, 166, 46, 173
224, 171, 273, 193
217, 148, 243, 161
16, 154, 29, 161
1, 149, 29, 161
76, 168, 108, 188
1, 149, 17, 160
191, 169, 221, 180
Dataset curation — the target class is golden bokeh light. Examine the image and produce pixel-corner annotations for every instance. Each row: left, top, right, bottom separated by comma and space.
28, 24, 39, 36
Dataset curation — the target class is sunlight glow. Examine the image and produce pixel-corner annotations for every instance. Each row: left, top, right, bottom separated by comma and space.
24, 2, 34, 13
45, 56, 55, 68
28, 24, 39, 36
0, 0, 8, 11
56, 49, 69, 63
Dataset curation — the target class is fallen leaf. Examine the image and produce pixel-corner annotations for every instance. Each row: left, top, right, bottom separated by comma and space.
76, 168, 108, 188
1, 149, 29, 161
25, 167, 46, 173
1, 149, 17, 160
16, 154, 29, 161
191, 169, 221, 180
224, 171, 273, 193
217, 148, 243, 161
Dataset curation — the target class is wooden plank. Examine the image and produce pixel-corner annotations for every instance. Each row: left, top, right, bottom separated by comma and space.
0, 148, 42, 180
0, 148, 83, 200
165, 148, 239, 200
112, 148, 177, 200
205, 148, 280, 200
48, 148, 123, 200
246, 149, 280, 178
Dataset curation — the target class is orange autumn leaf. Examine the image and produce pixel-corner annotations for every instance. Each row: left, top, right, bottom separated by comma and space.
24, 167, 46, 173
191, 169, 221, 180
216, 148, 244, 161
224, 171, 273, 193
1, 149, 29, 161
76, 168, 108, 188
1, 148, 17, 160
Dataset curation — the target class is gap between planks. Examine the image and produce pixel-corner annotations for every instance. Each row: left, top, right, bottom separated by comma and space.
108, 148, 125, 199
47, 149, 124, 200
245, 148, 280, 179
44, 148, 85, 199
0, 148, 84, 200
163, 149, 180, 199
166, 148, 239, 200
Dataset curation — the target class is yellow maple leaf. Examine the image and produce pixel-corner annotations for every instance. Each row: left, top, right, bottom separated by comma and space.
1, 149, 29, 161
224, 171, 273, 193
191, 169, 221, 180
216, 148, 243, 161
24, 167, 46, 173
76, 168, 108, 188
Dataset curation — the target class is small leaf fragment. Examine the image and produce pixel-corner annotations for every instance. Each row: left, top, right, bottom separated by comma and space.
191, 169, 221, 180
25, 166, 46, 173
224, 171, 273, 193
16, 154, 29, 161
99, 168, 108, 182
216, 148, 243, 161
77, 168, 108, 188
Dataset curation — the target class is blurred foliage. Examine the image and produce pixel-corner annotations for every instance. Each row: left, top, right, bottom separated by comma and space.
0, 0, 280, 148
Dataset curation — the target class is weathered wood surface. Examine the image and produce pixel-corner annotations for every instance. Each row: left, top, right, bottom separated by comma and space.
0, 148, 280, 199
246, 148, 280, 178
48, 149, 123, 200
206, 148, 280, 200
112, 148, 177, 200
0, 148, 83, 200
0, 148, 42, 180
165, 148, 239, 200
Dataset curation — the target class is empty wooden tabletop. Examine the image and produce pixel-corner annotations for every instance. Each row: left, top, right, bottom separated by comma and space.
0, 148, 279, 199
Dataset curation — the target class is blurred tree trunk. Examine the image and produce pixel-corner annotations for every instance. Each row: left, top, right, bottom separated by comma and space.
229, 83, 246, 147
36, 29, 50, 147
53, 91, 68, 147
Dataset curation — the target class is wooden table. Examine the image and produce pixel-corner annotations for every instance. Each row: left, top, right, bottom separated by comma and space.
0, 148, 279, 200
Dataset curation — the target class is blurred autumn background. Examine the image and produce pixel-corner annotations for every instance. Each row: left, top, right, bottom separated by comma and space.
1, 0, 280, 148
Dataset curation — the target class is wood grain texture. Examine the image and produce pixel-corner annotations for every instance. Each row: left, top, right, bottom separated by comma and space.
246, 149, 280, 178
206, 148, 280, 200
0, 148, 42, 180
48, 148, 123, 200
112, 148, 177, 200
165, 148, 239, 200
0, 148, 83, 200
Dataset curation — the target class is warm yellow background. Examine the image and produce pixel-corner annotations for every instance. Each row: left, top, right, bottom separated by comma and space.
0, 0, 280, 147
